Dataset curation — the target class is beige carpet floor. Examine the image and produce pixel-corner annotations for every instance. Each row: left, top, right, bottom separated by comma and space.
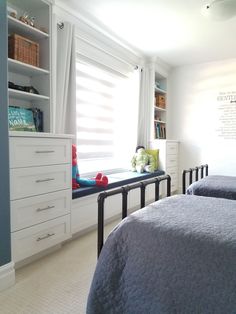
0, 220, 118, 314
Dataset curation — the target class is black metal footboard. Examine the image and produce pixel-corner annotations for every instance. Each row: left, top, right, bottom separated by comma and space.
97, 174, 171, 257
182, 164, 208, 194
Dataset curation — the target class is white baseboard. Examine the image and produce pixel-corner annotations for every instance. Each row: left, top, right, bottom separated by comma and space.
0, 261, 15, 292
15, 244, 61, 269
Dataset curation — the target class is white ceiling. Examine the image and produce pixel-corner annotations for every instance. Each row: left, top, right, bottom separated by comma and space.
60, 0, 236, 67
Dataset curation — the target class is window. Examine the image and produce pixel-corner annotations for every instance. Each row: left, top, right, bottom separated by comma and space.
76, 58, 139, 175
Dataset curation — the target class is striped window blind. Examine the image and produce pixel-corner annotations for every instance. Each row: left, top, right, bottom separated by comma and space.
76, 60, 116, 158
76, 58, 138, 174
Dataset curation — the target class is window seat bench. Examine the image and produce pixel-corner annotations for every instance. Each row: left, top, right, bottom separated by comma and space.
72, 170, 165, 199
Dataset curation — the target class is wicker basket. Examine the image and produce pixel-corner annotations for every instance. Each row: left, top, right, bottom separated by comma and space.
156, 94, 166, 109
8, 34, 39, 67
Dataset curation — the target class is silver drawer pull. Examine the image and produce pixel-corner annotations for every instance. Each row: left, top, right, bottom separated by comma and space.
36, 233, 55, 242
36, 205, 55, 212
35, 178, 55, 183
35, 150, 55, 154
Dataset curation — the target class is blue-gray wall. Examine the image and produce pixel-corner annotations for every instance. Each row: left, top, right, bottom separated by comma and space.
0, 0, 11, 266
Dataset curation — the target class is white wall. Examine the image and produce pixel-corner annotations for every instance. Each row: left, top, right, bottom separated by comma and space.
168, 58, 236, 180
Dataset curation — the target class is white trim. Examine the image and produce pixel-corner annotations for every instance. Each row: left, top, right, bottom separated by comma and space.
145, 57, 171, 78
0, 262, 15, 292
155, 57, 171, 78
9, 131, 74, 138
75, 37, 134, 77
75, 34, 136, 69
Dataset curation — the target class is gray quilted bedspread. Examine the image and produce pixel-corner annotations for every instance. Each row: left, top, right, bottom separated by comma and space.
87, 195, 236, 314
187, 175, 236, 200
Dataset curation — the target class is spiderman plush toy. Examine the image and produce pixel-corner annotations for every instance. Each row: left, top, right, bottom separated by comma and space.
72, 144, 108, 190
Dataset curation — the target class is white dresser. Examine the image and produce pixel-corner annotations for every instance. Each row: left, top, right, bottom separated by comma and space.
150, 140, 179, 193
9, 132, 72, 263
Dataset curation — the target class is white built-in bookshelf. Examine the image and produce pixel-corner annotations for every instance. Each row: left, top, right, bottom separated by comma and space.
7, 0, 52, 133
153, 73, 167, 139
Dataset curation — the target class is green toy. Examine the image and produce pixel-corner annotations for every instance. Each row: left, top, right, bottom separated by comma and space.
131, 145, 155, 173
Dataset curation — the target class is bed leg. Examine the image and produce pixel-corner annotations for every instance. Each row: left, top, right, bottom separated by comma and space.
155, 181, 160, 201
200, 166, 204, 178
182, 170, 186, 194
140, 183, 146, 208
205, 164, 209, 176
195, 167, 199, 181
189, 168, 193, 186
122, 187, 128, 219
167, 175, 171, 196
97, 194, 105, 258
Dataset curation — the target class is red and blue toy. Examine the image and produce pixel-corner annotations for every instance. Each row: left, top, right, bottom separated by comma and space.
72, 144, 108, 190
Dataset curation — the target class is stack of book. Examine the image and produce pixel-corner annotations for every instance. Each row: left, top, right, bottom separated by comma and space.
155, 122, 166, 139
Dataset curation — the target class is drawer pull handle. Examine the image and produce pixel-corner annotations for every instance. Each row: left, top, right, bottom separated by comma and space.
36, 205, 55, 212
36, 178, 55, 183
36, 233, 55, 242
35, 150, 55, 154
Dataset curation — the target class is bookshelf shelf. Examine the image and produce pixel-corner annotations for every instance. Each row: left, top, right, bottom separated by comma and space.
9, 89, 49, 102
155, 86, 166, 94
8, 58, 49, 76
8, 15, 49, 41
154, 106, 166, 112
154, 119, 166, 124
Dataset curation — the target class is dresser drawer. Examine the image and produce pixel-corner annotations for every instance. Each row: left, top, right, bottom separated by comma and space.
10, 164, 71, 200
10, 137, 71, 168
11, 190, 71, 232
166, 154, 178, 168
166, 142, 178, 155
11, 215, 71, 263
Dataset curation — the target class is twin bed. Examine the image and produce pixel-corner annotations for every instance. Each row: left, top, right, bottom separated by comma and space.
87, 166, 236, 314
183, 164, 236, 200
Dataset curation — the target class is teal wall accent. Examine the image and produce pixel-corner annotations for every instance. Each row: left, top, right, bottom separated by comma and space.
0, 0, 11, 266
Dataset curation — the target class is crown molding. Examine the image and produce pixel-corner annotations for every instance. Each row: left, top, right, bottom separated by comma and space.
144, 56, 171, 77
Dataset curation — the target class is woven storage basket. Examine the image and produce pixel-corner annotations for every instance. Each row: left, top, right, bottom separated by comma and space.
156, 94, 166, 109
8, 34, 39, 67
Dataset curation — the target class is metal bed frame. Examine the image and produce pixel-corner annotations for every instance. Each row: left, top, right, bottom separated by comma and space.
182, 164, 208, 194
97, 174, 171, 257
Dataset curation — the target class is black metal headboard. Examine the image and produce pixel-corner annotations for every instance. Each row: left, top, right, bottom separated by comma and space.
97, 174, 171, 257
182, 164, 208, 194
